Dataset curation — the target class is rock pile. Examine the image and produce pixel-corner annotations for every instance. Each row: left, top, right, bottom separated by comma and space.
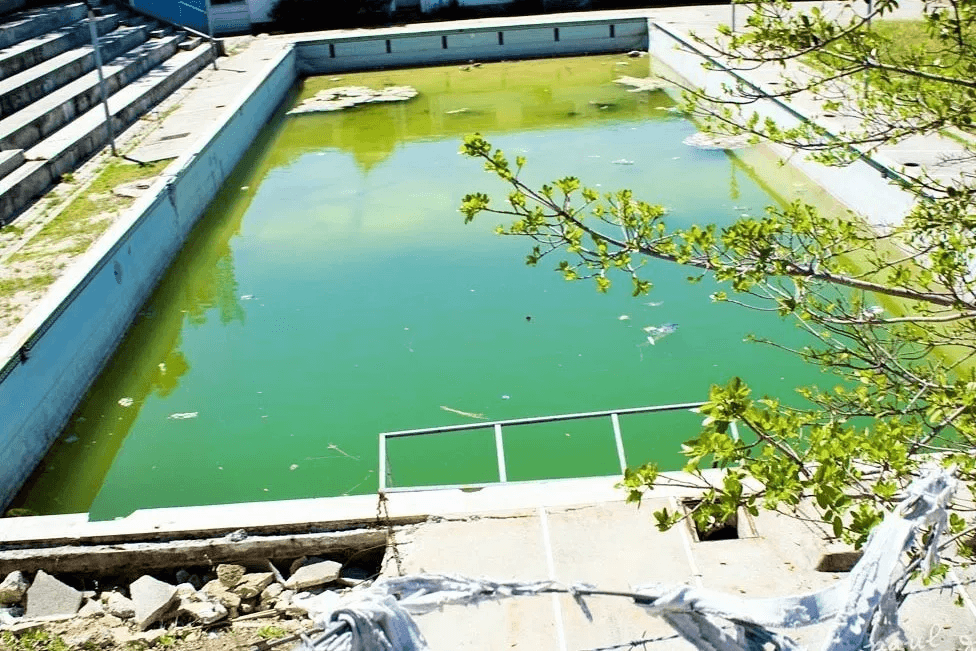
287, 86, 418, 115
0, 556, 373, 647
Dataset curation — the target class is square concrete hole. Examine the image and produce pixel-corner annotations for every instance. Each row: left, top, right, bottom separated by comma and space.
681, 499, 758, 542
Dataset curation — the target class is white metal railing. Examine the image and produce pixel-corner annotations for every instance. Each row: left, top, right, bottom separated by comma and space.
378, 402, 741, 493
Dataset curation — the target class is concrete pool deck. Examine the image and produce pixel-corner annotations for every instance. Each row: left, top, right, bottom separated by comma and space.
3, 3, 976, 646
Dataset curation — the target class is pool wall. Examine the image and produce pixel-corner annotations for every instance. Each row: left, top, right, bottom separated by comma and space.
0, 46, 299, 510
0, 14, 652, 511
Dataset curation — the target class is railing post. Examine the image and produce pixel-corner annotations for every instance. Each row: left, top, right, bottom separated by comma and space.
611, 413, 627, 474
494, 423, 507, 483
378, 434, 387, 493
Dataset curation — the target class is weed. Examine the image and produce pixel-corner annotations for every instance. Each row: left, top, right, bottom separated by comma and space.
0, 629, 70, 651
60, 172, 76, 183
257, 625, 287, 640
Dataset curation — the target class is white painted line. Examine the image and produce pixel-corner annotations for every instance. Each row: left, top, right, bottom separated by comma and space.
671, 496, 704, 588
539, 506, 568, 651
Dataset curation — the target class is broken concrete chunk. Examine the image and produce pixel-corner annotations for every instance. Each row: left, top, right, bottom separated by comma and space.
217, 564, 246, 588
24, 571, 82, 618
178, 595, 228, 624
77, 598, 104, 618
130, 575, 178, 631
202, 580, 242, 618
175, 583, 196, 599
105, 592, 135, 619
233, 572, 274, 599
285, 560, 342, 591
0, 571, 29, 605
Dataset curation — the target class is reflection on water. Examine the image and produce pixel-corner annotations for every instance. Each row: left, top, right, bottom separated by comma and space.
12, 55, 827, 519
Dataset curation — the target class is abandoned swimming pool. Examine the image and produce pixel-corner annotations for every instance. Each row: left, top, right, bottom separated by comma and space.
8, 54, 835, 520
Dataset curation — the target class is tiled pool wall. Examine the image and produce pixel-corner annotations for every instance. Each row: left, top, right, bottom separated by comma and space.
0, 15, 650, 511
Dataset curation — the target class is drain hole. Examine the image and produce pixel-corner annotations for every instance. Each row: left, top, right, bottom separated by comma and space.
682, 499, 742, 542
816, 548, 862, 572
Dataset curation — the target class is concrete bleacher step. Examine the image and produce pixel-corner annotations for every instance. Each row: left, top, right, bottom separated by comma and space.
0, 13, 121, 81
0, 148, 24, 181
0, 43, 215, 224
179, 37, 204, 52
0, 34, 187, 152
0, 3, 87, 51
0, 22, 152, 117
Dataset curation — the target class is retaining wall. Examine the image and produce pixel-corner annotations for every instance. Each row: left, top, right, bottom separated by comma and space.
0, 14, 649, 512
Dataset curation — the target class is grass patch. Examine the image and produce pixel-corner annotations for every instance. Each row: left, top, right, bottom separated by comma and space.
0, 630, 69, 651
0, 274, 57, 295
9, 159, 171, 265
257, 626, 288, 640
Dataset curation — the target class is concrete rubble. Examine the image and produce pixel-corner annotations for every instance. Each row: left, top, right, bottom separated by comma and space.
23, 570, 81, 618
0, 553, 375, 642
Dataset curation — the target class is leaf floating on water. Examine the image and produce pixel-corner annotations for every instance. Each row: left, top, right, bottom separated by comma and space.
118, 397, 134, 407
168, 412, 198, 420
440, 405, 487, 420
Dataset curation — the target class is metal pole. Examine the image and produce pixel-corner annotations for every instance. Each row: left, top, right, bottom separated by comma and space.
88, 7, 117, 157
378, 434, 387, 493
494, 423, 507, 483
611, 413, 627, 475
731, 0, 736, 33
204, 0, 218, 71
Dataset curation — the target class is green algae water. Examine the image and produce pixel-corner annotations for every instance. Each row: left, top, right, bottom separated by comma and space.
14, 55, 833, 519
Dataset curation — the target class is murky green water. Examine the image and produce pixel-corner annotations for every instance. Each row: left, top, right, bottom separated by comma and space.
14, 55, 832, 519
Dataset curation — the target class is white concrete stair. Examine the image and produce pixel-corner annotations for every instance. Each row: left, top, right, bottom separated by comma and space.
0, 33, 189, 152
0, 41, 214, 223
0, 148, 24, 181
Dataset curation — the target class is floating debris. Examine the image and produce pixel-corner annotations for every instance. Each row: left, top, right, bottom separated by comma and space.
445, 108, 471, 115
612, 159, 635, 165
118, 397, 134, 407
627, 50, 646, 58
501, 395, 510, 400
64, 435, 79, 444
861, 305, 885, 319
168, 412, 198, 420
682, 131, 752, 150
642, 323, 679, 345
614, 76, 667, 93
158, 362, 167, 374
241, 294, 255, 300
440, 405, 487, 420
290, 464, 299, 471
644, 301, 663, 307
288, 85, 418, 115
618, 315, 630, 321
